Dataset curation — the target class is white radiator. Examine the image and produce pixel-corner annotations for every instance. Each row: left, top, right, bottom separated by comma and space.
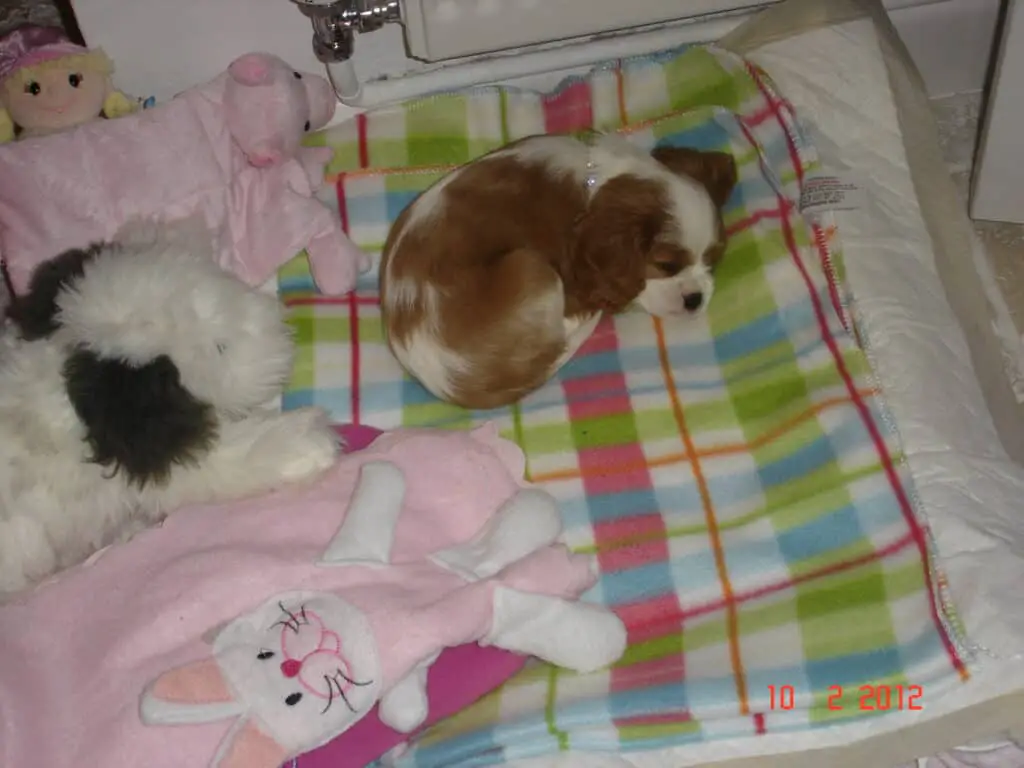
70, 0, 1001, 109
400, 0, 769, 61
328, 0, 982, 108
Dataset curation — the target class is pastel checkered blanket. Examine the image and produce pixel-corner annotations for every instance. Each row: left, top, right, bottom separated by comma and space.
279, 46, 971, 765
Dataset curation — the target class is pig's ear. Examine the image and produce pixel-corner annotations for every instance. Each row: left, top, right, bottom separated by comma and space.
228, 53, 273, 86
140, 657, 243, 725
213, 717, 290, 768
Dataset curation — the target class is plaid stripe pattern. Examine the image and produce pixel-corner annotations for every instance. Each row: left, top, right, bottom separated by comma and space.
283, 46, 970, 766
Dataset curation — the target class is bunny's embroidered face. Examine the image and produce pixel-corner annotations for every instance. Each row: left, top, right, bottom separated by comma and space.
141, 591, 382, 766
216, 596, 379, 723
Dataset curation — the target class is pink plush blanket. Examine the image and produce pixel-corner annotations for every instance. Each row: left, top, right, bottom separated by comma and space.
0, 425, 625, 768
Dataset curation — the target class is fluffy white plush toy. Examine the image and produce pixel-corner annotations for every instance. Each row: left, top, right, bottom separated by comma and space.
0, 220, 340, 594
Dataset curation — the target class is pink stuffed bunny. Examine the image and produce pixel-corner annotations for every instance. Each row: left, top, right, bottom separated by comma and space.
0, 52, 369, 295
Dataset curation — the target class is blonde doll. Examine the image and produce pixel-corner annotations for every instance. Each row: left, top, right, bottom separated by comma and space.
0, 24, 136, 142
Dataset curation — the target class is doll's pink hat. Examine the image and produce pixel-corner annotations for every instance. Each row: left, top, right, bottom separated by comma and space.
0, 24, 88, 83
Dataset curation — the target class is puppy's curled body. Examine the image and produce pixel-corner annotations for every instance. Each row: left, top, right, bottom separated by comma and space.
381, 134, 737, 409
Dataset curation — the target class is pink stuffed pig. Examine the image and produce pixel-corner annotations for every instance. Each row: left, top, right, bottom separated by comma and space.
0, 52, 369, 295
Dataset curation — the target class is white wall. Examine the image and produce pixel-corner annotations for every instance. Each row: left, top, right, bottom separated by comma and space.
971, 0, 1024, 224
892, 0, 1003, 97
71, 0, 1002, 103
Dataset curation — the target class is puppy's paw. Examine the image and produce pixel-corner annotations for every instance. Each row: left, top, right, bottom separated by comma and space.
265, 407, 341, 484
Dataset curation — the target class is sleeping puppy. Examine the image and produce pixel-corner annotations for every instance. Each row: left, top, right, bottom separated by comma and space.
0, 223, 340, 594
380, 133, 738, 410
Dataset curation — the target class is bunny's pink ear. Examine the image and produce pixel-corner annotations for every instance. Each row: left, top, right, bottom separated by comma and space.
140, 657, 243, 726
228, 53, 272, 86
213, 718, 289, 768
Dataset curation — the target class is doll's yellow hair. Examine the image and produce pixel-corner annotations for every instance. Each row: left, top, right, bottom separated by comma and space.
0, 108, 12, 142
5, 48, 114, 89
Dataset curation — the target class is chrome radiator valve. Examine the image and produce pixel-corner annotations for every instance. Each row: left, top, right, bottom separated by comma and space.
289, 0, 401, 63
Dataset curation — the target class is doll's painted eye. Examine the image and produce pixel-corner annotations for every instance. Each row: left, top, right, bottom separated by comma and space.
304, 120, 311, 132
256, 649, 275, 660
293, 71, 302, 80
68, 73, 83, 88
24, 81, 41, 96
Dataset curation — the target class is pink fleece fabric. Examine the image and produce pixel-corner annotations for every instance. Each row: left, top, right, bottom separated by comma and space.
300, 643, 525, 768
0, 425, 579, 768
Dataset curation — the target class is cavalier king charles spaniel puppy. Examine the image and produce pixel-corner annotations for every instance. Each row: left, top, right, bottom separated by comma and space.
380, 133, 738, 410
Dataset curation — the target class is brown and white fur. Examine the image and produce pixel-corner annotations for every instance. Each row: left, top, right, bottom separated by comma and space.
380, 133, 738, 410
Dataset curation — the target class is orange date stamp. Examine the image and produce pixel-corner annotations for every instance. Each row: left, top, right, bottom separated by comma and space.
768, 684, 923, 711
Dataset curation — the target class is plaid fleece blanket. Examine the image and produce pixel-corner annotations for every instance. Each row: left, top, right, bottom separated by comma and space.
279, 46, 971, 765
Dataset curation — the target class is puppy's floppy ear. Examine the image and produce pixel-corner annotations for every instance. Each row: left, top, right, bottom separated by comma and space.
650, 146, 738, 208
6, 244, 104, 340
62, 348, 218, 488
570, 175, 666, 314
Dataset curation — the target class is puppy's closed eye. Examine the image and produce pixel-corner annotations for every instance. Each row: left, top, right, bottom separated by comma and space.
648, 245, 691, 278
655, 259, 679, 276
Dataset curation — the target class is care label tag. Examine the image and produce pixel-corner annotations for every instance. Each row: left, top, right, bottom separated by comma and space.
799, 172, 867, 213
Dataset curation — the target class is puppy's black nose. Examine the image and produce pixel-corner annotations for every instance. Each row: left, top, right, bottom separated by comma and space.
683, 292, 704, 312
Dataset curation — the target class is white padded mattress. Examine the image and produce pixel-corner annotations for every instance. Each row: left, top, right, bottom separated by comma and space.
504, 1, 1024, 766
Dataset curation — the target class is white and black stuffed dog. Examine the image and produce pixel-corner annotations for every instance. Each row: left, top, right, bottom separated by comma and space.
0, 222, 340, 594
